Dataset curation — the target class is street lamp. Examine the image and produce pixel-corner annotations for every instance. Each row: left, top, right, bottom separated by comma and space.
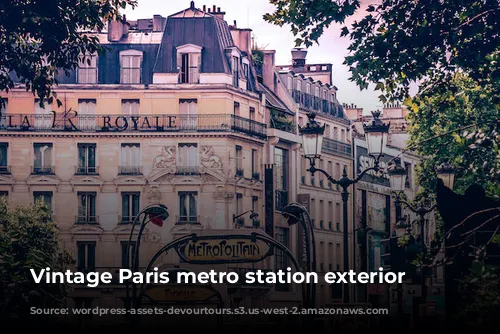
125, 204, 169, 310
436, 161, 455, 190
388, 158, 455, 307
299, 110, 390, 303
280, 202, 316, 309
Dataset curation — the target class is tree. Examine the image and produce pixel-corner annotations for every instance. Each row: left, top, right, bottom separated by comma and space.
264, 0, 500, 103
0, 197, 72, 326
0, 0, 137, 107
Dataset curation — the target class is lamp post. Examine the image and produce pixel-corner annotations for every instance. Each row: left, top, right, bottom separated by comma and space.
299, 110, 390, 303
125, 204, 169, 311
388, 158, 455, 310
280, 202, 316, 308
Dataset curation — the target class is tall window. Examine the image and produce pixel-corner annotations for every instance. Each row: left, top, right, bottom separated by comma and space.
0, 99, 8, 128
0, 143, 8, 173
78, 99, 97, 131
252, 196, 258, 213
232, 56, 239, 87
121, 241, 137, 268
120, 50, 143, 84
77, 242, 96, 272
34, 191, 52, 213
251, 149, 258, 179
121, 192, 140, 223
33, 143, 53, 174
77, 53, 98, 84
178, 191, 198, 223
180, 53, 201, 83
243, 62, 249, 89
77, 192, 96, 223
77, 143, 96, 174
34, 99, 52, 129
235, 145, 243, 176
275, 227, 289, 291
236, 193, 242, 216
275, 147, 288, 211
179, 99, 197, 129
121, 99, 140, 116
329, 242, 334, 271
177, 143, 198, 175
120, 144, 141, 174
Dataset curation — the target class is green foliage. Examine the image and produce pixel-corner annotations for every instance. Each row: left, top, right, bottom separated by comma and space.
405, 73, 499, 196
0, 197, 72, 325
265, 0, 500, 102
457, 261, 500, 328
0, 0, 137, 108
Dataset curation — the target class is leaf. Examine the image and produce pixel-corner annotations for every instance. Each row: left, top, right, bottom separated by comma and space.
341, 27, 349, 37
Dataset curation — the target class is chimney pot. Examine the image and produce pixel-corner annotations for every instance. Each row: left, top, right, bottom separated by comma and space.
208, 8, 211, 12
217, 7, 221, 12
203, 5, 206, 11
213, 5, 216, 12
234, 20, 237, 27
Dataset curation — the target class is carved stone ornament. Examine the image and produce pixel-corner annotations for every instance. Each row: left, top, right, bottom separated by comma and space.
153, 146, 176, 169
147, 188, 162, 203
200, 146, 223, 170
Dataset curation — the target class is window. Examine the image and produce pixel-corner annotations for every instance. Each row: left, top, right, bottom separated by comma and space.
121, 241, 136, 268
275, 147, 288, 211
177, 143, 198, 174
235, 145, 243, 176
320, 241, 325, 271
0, 143, 8, 173
179, 99, 197, 129
179, 191, 198, 223
336, 243, 341, 269
232, 56, 239, 87
120, 50, 143, 84
296, 80, 301, 91
306, 83, 311, 95
249, 106, 255, 121
341, 129, 346, 142
77, 192, 96, 223
77, 53, 98, 84
275, 227, 290, 291
121, 99, 140, 116
78, 99, 97, 130
34, 99, 52, 129
236, 193, 242, 215
233, 101, 240, 116
33, 143, 53, 174
286, 77, 292, 90
251, 149, 259, 179
405, 162, 412, 188
121, 192, 140, 223
336, 203, 341, 228
0, 99, 7, 128
243, 62, 249, 89
252, 196, 258, 212
180, 53, 201, 83
34, 191, 52, 213
77, 143, 96, 174
310, 66, 317, 71
120, 144, 141, 174
77, 242, 96, 271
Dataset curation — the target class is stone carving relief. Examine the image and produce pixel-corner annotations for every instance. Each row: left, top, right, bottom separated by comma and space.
146, 188, 162, 204
200, 146, 222, 170
153, 146, 176, 171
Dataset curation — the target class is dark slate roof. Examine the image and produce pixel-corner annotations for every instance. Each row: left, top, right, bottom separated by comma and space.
153, 16, 233, 74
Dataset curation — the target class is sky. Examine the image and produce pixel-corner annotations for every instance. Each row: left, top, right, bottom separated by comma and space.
123, 0, 386, 112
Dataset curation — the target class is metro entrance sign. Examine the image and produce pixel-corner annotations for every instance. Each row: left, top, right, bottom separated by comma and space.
146, 284, 218, 303
176, 234, 272, 264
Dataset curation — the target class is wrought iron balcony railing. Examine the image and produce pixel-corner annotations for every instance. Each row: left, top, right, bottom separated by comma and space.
275, 190, 288, 212
118, 166, 142, 175
0, 113, 267, 139
32, 166, 55, 175
0, 165, 10, 174
75, 215, 98, 224
175, 166, 200, 175
75, 166, 99, 175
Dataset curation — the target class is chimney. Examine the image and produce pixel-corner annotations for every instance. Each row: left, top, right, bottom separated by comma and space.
108, 19, 124, 42
262, 50, 277, 92
203, 5, 206, 11
233, 20, 237, 28
291, 48, 307, 70
212, 6, 225, 20
153, 15, 165, 32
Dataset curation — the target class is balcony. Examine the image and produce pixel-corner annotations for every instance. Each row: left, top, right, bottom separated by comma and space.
119, 215, 137, 224
322, 137, 352, 158
32, 166, 55, 175
176, 166, 200, 175
0, 113, 267, 140
0, 165, 10, 174
75, 166, 99, 175
118, 166, 142, 175
75, 215, 98, 224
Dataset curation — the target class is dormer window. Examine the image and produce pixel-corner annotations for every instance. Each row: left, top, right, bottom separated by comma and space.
296, 79, 301, 91
232, 56, 239, 87
242, 57, 250, 90
176, 44, 202, 84
77, 53, 98, 84
120, 50, 143, 84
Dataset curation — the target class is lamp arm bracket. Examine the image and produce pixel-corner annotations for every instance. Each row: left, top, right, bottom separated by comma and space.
308, 166, 339, 184
352, 165, 378, 184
